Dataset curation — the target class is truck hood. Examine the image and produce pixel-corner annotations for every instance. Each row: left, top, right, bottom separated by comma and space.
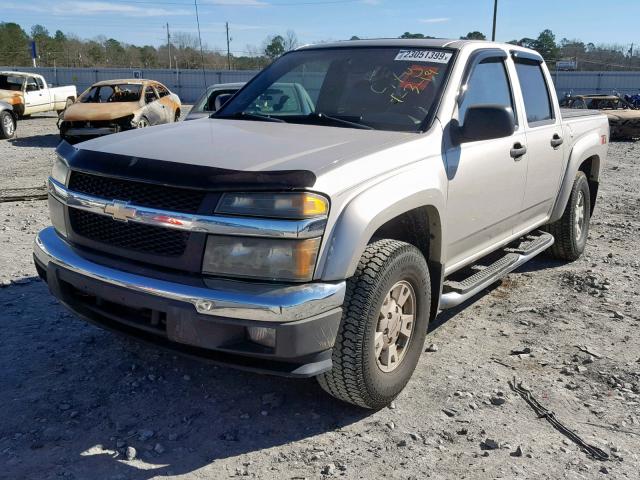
63, 102, 140, 122
0, 90, 23, 105
78, 118, 416, 175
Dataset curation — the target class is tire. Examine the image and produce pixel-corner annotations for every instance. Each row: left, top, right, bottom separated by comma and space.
317, 239, 431, 409
174, 110, 181, 122
137, 116, 150, 128
543, 171, 591, 261
0, 111, 16, 139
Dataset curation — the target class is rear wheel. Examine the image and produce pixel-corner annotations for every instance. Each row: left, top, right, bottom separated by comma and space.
137, 116, 150, 128
0, 111, 16, 139
317, 239, 430, 409
543, 171, 590, 261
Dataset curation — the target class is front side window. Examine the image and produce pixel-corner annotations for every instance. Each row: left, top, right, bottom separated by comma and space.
217, 47, 455, 132
459, 58, 514, 123
514, 60, 554, 124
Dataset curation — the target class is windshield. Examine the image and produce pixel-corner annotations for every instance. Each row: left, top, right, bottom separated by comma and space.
216, 47, 454, 131
79, 84, 143, 103
0, 75, 25, 91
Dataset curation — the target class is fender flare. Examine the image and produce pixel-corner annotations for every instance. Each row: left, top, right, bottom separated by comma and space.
549, 131, 603, 223
318, 168, 446, 281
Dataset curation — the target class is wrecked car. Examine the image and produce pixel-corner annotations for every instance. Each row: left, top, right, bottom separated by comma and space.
0, 100, 17, 139
0, 71, 76, 118
564, 94, 639, 140
58, 79, 181, 143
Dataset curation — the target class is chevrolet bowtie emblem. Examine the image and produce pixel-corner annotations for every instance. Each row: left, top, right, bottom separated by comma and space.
104, 200, 136, 222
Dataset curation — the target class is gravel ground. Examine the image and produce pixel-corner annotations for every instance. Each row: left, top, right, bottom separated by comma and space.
1, 117, 639, 480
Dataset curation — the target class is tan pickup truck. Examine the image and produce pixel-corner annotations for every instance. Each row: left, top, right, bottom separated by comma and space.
35, 39, 609, 408
0, 71, 76, 117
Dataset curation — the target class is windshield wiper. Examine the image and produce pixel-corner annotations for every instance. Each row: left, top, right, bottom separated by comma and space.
214, 111, 286, 123
308, 112, 374, 130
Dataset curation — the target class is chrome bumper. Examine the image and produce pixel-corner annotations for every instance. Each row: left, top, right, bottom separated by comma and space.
34, 227, 346, 323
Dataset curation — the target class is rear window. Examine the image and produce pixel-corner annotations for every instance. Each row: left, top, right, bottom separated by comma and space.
514, 60, 553, 124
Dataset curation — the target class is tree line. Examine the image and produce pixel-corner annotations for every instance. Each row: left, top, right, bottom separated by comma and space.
1, 21, 638, 72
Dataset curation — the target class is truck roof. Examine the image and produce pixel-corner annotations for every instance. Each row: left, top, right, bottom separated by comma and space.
297, 38, 534, 53
0, 71, 41, 78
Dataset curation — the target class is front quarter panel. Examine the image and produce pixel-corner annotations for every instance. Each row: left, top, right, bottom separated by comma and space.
315, 128, 448, 281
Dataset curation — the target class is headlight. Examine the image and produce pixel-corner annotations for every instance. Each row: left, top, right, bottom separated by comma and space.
51, 155, 70, 185
216, 192, 328, 219
202, 235, 321, 282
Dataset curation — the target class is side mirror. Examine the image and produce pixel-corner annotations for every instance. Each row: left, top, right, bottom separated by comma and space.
454, 105, 515, 143
214, 93, 234, 111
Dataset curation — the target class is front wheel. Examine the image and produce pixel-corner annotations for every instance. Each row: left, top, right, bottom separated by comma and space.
543, 171, 591, 261
137, 116, 150, 128
0, 111, 16, 139
317, 239, 431, 409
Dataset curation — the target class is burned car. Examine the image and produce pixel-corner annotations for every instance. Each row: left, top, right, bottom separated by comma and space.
58, 79, 181, 143
563, 94, 639, 140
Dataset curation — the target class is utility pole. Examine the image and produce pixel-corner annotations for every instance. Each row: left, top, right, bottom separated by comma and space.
491, 0, 498, 41
226, 22, 231, 70
194, 0, 207, 86
166, 23, 172, 69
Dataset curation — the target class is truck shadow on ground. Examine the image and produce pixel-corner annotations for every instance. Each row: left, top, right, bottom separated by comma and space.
9, 134, 61, 148
1, 280, 369, 479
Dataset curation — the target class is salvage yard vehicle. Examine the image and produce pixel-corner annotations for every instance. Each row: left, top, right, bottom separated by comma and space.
0, 71, 76, 118
184, 82, 245, 121
563, 94, 639, 140
58, 79, 181, 143
0, 101, 17, 139
35, 39, 609, 409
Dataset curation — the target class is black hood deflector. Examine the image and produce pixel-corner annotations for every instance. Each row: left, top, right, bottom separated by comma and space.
57, 141, 316, 191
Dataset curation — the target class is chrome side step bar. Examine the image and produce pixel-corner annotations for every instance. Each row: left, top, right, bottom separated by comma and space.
439, 231, 554, 309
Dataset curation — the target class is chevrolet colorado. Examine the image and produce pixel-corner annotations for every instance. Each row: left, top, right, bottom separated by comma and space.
34, 40, 609, 408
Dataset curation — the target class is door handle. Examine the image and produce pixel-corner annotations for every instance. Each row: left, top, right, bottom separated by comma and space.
550, 134, 563, 148
510, 142, 527, 159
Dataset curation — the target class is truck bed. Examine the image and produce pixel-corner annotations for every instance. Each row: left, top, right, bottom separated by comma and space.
560, 108, 602, 119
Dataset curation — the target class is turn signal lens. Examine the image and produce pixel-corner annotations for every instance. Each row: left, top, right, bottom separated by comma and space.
216, 192, 328, 219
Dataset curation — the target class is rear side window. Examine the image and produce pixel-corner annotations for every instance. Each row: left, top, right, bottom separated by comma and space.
515, 60, 553, 124
459, 58, 514, 124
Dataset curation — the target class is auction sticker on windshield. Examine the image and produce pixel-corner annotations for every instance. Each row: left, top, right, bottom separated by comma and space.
394, 50, 452, 63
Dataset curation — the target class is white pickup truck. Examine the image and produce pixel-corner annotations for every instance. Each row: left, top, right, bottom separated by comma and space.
35, 40, 609, 408
0, 71, 76, 117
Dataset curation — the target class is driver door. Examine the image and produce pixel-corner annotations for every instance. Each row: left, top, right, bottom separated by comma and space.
23, 76, 47, 113
444, 52, 528, 271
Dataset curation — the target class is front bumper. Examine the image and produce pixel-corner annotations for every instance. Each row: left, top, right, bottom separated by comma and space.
34, 227, 345, 377
64, 127, 118, 137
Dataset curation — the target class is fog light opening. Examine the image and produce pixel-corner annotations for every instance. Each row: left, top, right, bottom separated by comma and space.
246, 326, 276, 349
